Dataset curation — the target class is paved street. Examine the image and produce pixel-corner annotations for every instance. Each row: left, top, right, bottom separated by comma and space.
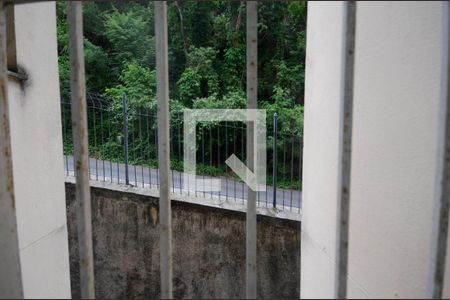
64, 155, 302, 211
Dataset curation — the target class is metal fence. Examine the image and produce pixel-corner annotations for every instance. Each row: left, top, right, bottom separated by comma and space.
61, 93, 303, 212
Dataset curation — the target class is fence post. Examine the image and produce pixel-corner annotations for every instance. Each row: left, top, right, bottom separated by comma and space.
122, 93, 129, 185
273, 112, 278, 208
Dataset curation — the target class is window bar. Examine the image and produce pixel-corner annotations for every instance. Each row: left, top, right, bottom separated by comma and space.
428, 2, 450, 299
67, 1, 95, 298
335, 1, 356, 299
0, 1, 23, 297
155, 1, 173, 298
246, 1, 257, 298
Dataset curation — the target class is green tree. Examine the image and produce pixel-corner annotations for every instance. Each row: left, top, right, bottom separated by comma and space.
104, 8, 155, 76
105, 62, 157, 112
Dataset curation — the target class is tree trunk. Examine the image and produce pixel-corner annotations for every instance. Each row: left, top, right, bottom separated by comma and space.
232, 1, 244, 47
174, 1, 188, 62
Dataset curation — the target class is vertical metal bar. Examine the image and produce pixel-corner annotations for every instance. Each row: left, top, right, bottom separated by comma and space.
140, 113, 144, 188
122, 93, 130, 185
335, 2, 356, 299
115, 112, 120, 183
290, 135, 294, 182
299, 136, 303, 211
155, 126, 159, 189
218, 125, 221, 200
147, 112, 152, 187
210, 126, 212, 197
92, 103, 98, 181
282, 134, 286, 207
62, 102, 69, 175
0, 1, 23, 297
273, 113, 278, 208
171, 126, 174, 193
155, 1, 173, 298
100, 107, 105, 181
241, 126, 245, 202
202, 126, 205, 198
88, 143, 91, 179
67, 2, 95, 298
108, 109, 113, 182
225, 121, 228, 201
290, 136, 294, 209
133, 118, 137, 186
177, 120, 182, 194
428, 2, 450, 299
178, 123, 181, 161
246, 1, 257, 298
242, 178, 246, 203
171, 169, 175, 194
217, 126, 220, 169
265, 168, 267, 207
234, 124, 236, 201
179, 145, 182, 195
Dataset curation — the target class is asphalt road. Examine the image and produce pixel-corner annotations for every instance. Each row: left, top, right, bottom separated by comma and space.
64, 155, 302, 211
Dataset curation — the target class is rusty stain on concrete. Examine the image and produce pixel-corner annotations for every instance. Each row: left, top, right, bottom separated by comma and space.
150, 206, 158, 227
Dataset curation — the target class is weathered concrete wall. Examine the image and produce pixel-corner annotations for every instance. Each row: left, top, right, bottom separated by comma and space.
65, 183, 300, 299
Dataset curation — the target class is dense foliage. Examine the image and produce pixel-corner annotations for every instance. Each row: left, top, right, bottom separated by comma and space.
58, 1, 306, 188
57, 1, 306, 135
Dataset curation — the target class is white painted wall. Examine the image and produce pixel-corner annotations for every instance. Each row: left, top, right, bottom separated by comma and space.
302, 1, 450, 298
301, 2, 345, 298
8, 2, 71, 298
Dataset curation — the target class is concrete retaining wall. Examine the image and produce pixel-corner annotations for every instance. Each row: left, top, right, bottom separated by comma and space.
65, 182, 300, 299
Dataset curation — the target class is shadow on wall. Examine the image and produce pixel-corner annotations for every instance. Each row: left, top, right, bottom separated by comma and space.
65, 183, 300, 299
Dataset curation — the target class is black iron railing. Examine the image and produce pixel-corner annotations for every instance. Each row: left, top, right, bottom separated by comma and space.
61, 93, 303, 212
